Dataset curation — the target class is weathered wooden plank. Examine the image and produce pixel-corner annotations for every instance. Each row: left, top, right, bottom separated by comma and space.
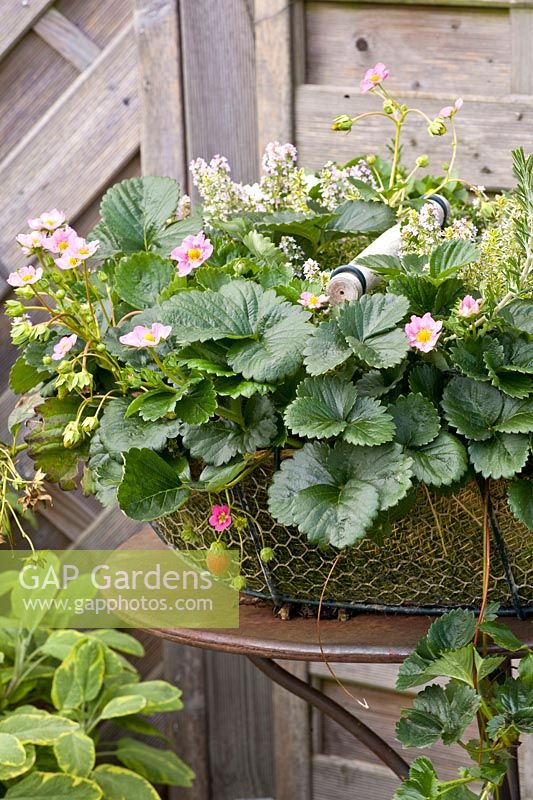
296, 85, 533, 188
310, 662, 404, 692
511, 8, 533, 93
134, 0, 186, 183
204, 650, 275, 800
292, 0, 307, 87
320, 681, 477, 779
272, 661, 311, 800
73, 506, 143, 549
38, 486, 102, 541
56, 0, 133, 49
254, 0, 293, 162
0, 31, 78, 166
0, 0, 55, 60
164, 643, 210, 800
0, 23, 139, 279
313, 754, 400, 800
179, 0, 258, 185
316, 0, 533, 7
306, 2, 511, 96
34, 8, 102, 71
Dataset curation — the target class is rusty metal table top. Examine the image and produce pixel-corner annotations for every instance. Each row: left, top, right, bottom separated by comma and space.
120, 528, 532, 664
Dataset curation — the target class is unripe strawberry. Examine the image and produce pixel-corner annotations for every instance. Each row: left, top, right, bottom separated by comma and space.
206, 542, 231, 577
260, 547, 274, 563
232, 575, 247, 591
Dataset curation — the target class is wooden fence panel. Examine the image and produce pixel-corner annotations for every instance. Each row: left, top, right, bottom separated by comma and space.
291, 0, 533, 188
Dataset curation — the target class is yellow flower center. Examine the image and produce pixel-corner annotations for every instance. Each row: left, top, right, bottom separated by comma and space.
58, 241, 69, 251
144, 332, 156, 342
22, 274, 33, 282
78, 248, 89, 255
307, 295, 320, 307
68, 257, 79, 266
187, 247, 202, 261
416, 329, 432, 343
371, 74, 380, 82
218, 513, 228, 523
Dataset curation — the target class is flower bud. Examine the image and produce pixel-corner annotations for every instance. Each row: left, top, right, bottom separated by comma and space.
4, 300, 25, 317
416, 155, 429, 168
42, 355, 53, 365
441, 162, 449, 171
96, 343, 106, 352
81, 416, 99, 433
63, 420, 83, 448
260, 547, 274, 563
428, 118, 447, 137
382, 99, 395, 115
15, 286, 34, 299
56, 289, 66, 300
181, 526, 199, 544
232, 575, 247, 591
210, 541, 227, 554
97, 270, 109, 282
57, 360, 73, 373
400, 104, 408, 114
331, 114, 353, 132
366, 154, 377, 166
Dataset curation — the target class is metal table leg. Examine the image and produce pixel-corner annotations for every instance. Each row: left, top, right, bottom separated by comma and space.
248, 655, 410, 781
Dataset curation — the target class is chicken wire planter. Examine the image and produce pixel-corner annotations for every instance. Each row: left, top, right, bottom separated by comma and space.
154, 463, 533, 618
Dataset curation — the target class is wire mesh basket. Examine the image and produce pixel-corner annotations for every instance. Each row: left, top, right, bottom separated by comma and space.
154, 463, 533, 617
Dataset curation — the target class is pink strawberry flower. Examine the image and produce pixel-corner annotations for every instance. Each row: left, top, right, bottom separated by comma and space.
298, 291, 329, 310
54, 254, 82, 271
439, 98, 463, 119
209, 504, 232, 532
119, 323, 172, 348
28, 209, 66, 231
360, 62, 390, 94
170, 232, 213, 276
42, 226, 77, 254
405, 313, 443, 353
7, 265, 43, 287
458, 295, 481, 317
52, 334, 77, 361
16, 230, 46, 255
65, 236, 99, 261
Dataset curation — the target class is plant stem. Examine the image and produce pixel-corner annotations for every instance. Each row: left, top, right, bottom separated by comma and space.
82, 262, 100, 337
389, 119, 403, 190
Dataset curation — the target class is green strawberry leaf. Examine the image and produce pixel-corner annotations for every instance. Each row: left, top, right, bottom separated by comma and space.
441, 377, 503, 441
408, 432, 468, 488
117, 448, 189, 520
508, 479, 533, 530
90, 176, 180, 258
268, 441, 412, 547
303, 320, 352, 375
337, 293, 410, 369
389, 394, 440, 448
396, 683, 480, 748
99, 398, 182, 454
182, 395, 277, 465
114, 253, 175, 309
284, 376, 358, 439
468, 433, 529, 479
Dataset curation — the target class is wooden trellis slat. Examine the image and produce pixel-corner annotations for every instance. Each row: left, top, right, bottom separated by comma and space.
296, 85, 533, 188
0, 22, 139, 280
134, 0, 186, 184
0, 0, 55, 60
254, 0, 293, 158
33, 7, 102, 71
